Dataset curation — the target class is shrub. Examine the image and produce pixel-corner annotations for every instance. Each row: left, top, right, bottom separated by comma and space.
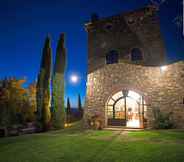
153, 108, 174, 129
87, 114, 103, 130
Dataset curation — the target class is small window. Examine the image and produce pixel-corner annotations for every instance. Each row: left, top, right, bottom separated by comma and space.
106, 50, 119, 64
105, 23, 113, 30
131, 48, 143, 61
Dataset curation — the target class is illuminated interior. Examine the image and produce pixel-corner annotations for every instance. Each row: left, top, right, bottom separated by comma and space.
106, 90, 147, 128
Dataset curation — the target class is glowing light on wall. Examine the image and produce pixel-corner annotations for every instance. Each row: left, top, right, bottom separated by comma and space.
160, 66, 167, 72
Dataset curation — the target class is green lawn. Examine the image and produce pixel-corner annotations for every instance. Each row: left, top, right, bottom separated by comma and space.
0, 123, 184, 162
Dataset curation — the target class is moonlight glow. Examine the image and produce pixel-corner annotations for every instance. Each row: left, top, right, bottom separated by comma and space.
70, 74, 79, 84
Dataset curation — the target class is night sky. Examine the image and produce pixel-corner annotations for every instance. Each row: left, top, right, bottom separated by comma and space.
0, 0, 183, 107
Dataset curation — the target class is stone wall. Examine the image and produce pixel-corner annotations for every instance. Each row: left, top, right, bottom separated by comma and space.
85, 6, 166, 73
84, 61, 184, 129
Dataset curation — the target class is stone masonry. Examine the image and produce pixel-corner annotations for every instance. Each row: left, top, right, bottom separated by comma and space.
85, 5, 166, 73
84, 6, 184, 129
84, 61, 184, 128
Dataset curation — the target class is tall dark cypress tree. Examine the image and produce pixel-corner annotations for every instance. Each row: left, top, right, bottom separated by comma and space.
36, 36, 52, 131
52, 33, 66, 129
66, 97, 71, 123
78, 94, 83, 119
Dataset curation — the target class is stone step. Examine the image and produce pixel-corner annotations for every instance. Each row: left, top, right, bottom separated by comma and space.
104, 127, 144, 131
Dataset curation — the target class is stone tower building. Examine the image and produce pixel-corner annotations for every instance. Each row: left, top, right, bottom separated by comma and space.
84, 6, 184, 129
85, 6, 166, 73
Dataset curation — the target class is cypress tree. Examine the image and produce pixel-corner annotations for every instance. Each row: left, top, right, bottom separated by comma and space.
52, 33, 66, 129
36, 36, 52, 131
66, 97, 71, 123
78, 94, 83, 119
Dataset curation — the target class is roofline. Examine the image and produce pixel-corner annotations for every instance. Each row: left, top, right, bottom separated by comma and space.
84, 5, 157, 28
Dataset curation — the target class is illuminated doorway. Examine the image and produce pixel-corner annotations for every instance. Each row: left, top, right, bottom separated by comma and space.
106, 90, 147, 128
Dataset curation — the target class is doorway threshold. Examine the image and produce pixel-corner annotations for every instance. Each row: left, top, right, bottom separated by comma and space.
104, 126, 144, 131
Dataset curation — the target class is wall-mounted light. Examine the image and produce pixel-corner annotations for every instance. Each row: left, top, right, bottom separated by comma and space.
160, 66, 167, 72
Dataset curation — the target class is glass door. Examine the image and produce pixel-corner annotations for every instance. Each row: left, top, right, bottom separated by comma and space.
106, 90, 146, 127
126, 97, 140, 128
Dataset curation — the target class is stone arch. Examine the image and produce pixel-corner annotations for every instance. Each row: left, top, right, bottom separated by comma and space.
104, 85, 149, 128
103, 84, 150, 106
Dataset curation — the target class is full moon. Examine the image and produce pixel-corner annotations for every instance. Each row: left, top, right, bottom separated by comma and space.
70, 74, 78, 83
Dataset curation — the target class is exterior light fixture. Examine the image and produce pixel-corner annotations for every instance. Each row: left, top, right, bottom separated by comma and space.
160, 66, 167, 72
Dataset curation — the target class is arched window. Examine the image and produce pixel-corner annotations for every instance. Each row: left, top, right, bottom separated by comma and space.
106, 50, 119, 64
106, 90, 147, 128
131, 48, 143, 61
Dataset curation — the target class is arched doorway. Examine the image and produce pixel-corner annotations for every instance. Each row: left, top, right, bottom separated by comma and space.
106, 90, 147, 128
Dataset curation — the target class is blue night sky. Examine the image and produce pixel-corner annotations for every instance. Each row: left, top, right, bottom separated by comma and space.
0, 0, 183, 107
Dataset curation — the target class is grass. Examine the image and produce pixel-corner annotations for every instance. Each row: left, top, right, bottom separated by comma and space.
0, 122, 184, 162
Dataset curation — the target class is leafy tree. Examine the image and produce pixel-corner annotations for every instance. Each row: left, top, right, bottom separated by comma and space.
0, 78, 37, 137
52, 33, 66, 129
23, 83, 37, 122
0, 78, 27, 126
0, 79, 11, 127
153, 108, 174, 129
36, 36, 52, 131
